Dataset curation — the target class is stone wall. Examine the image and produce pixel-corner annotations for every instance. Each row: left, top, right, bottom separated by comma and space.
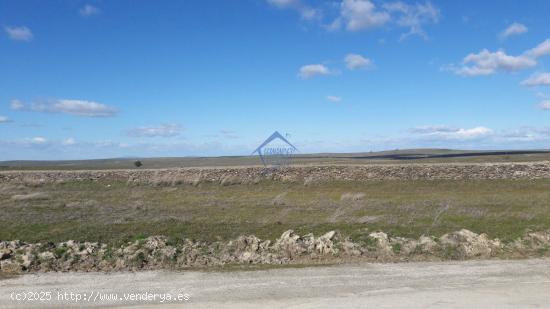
0, 161, 550, 185
1, 162, 550, 185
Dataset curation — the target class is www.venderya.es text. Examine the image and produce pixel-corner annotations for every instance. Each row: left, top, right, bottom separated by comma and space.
10, 290, 191, 304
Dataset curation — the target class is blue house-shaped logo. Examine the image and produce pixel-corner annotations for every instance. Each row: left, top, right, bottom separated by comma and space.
252, 131, 298, 167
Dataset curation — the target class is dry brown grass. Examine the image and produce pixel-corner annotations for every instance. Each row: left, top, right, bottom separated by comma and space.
1, 178, 550, 245
11, 192, 49, 201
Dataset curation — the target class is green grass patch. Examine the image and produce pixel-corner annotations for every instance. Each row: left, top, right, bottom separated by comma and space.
1, 179, 550, 244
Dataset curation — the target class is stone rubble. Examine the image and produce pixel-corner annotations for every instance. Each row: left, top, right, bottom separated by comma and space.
1, 162, 550, 186
1, 229, 549, 274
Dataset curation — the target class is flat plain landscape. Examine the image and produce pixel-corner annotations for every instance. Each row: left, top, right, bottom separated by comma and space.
2, 174, 550, 244
1, 150, 550, 274
2, 149, 550, 170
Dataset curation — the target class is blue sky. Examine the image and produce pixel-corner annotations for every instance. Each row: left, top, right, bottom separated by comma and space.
1, 0, 550, 160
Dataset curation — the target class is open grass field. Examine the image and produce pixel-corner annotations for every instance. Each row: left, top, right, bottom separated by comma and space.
2, 176, 550, 245
2, 150, 550, 247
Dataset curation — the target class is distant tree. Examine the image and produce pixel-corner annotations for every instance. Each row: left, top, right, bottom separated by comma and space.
134, 160, 143, 168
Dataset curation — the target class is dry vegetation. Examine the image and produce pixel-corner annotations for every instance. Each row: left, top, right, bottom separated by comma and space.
1, 176, 550, 246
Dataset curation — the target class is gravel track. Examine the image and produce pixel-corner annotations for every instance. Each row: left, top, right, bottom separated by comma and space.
2, 259, 550, 308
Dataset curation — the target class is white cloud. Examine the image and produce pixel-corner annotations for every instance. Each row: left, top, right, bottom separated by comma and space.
266, 0, 320, 20
267, 0, 441, 39
442, 127, 493, 139
30, 137, 48, 144
521, 73, 550, 87
383, 1, 440, 40
44, 99, 116, 117
411, 125, 492, 140
4, 26, 33, 41
127, 123, 183, 138
0, 116, 11, 123
327, 0, 439, 38
10, 99, 25, 110
80, 4, 100, 16
499, 22, 528, 39
62, 138, 77, 146
326, 95, 342, 102
298, 64, 330, 79
11, 99, 117, 117
525, 39, 550, 59
410, 125, 458, 134
338, 0, 390, 31
539, 100, 550, 110
448, 38, 550, 76
452, 49, 536, 76
497, 129, 537, 142
344, 53, 372, 70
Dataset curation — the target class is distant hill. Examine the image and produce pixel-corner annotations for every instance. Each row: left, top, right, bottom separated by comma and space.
1, 149, 550, 170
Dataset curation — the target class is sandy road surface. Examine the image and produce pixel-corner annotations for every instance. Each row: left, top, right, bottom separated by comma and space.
2, 259, 550, 308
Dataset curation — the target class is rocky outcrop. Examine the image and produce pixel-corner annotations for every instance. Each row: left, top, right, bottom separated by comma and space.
1, 229, 550, 274
2, 162, 550, 186
439, 229, 502, 259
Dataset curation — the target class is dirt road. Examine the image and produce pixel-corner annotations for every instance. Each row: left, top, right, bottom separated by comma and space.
2, 259, 550, 308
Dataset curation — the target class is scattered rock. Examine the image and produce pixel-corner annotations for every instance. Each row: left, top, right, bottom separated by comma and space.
368, 232, 394, 257
0, 229, 549, 273
340, 192, 366, 202
271, 192, 288, 206
274, 230, 305, 259
356, 216, 380, 224
314, 231, 338, 255
439, 229, 502, 259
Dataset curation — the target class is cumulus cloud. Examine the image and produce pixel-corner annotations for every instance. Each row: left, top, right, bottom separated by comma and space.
4, 26, 33, 41
383, 1, 440, 40
499, 22, 528, 39
448, 38, 550, 76
525, 39, 550, 59
539, 100, 550, 110
326, 95, 342, 102
411, 125, 492, 140
521, 73, 550, 87
298, 64, 330, 79
10, 99, 117, 117
127, 123, 183, 138
80, 4, 100, 16
268, 0, 441, 39
266, 0, 320, 20
326, 0, 439, 39
338, 0, 390, 31
452, 49, 536, 76
0, 116, 11, 123
344, 53, 372, 70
